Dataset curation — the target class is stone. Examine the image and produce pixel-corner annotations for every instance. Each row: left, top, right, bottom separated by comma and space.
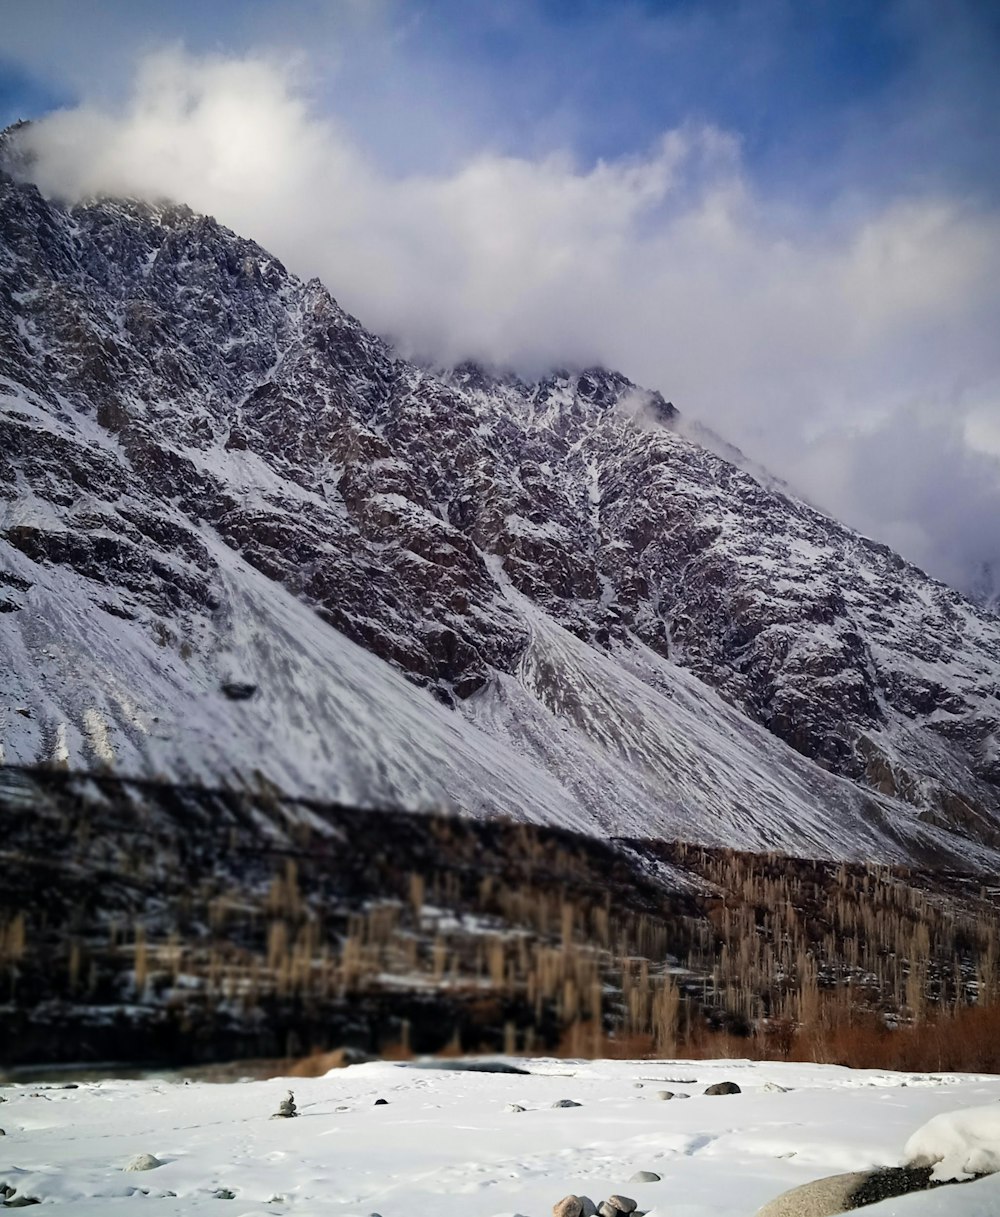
271, 1090, 298, 1118
655, 1090, 674, 1100
374, 1098, 389, 1106
751, 1165, 966, 1216
606, 1196, 637, 1214
213, 1188, 236, 1199
505, 1103, 526, 1112
4, 1198, 40, 1208
123, 1153, 163, 1172
553, 1197, 583, 1217
221, 681, 257, 701
578, 1198, 597, 1217
704, 1081, 741, 1095
764, 1082, 791, 1093
552, 1099, 582, 1108
598, 1198, 639, 1217
628, 1171, 660, 1183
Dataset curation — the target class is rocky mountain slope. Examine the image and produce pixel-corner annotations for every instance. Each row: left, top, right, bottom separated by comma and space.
1, 140, 999, 864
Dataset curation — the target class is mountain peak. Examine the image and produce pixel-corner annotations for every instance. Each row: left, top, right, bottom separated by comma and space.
2, 170, 1000, 867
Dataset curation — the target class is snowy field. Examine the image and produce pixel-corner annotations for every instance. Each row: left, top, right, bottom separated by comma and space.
3, 1059, 1000, 1216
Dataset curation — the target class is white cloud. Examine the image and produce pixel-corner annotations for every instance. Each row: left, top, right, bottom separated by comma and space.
17, 49, 1000, 600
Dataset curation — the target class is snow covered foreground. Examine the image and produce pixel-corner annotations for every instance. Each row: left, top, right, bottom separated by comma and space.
3, 1060, 1000, 1217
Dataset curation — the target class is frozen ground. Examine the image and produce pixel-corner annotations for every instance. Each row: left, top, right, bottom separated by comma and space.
3, 1058, 1000, 1216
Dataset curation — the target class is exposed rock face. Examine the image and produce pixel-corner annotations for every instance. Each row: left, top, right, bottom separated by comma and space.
2, 146, 1000, 862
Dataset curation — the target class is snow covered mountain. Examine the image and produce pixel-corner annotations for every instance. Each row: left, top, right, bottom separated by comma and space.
2, 139, 1000, 865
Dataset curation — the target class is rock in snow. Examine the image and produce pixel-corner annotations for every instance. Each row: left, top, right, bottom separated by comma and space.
270, 1090, 297, 1119
755, 1103, 1000, 1215
599, 1197, 637, 1216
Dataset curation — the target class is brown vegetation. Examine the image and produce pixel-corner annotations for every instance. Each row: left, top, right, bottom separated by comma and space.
1, 767, 998, 1072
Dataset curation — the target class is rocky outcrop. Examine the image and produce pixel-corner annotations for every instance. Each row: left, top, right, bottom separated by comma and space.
2, 143, 1000, 859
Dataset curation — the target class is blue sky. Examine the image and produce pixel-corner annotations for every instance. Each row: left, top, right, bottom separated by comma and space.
3, 0, 998, 202
3, 1, 1000, 598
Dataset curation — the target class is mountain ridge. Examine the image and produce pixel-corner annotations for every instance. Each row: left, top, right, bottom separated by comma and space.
2, 152, 999, 865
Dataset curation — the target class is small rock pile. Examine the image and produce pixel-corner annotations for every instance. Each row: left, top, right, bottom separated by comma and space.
270, 1091, 298, 1119
553, 1192, 641, 1216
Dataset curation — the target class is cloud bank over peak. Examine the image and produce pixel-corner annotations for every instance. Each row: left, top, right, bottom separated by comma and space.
14, 48, 1000, 605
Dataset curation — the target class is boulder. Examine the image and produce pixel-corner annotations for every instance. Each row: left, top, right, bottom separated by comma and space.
552, 1099, 582, 1108
704, 1081, 741, 1095
604, 1196, 637, 1214
578, 1198, 598, 1217
553, 1198, 583, 1217
752, 1165, 966, 1216
220, 681, 257, 701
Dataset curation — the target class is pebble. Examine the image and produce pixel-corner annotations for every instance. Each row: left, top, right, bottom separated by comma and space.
505, 1103, 526, 1113
628, 1171, 661, 1183
552, 1099, 582, 1108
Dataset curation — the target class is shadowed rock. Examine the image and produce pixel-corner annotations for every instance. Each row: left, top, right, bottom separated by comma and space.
752, 1164, 976, 1216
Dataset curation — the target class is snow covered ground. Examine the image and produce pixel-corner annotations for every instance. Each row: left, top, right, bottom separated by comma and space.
3, 1058, 1000, 1216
